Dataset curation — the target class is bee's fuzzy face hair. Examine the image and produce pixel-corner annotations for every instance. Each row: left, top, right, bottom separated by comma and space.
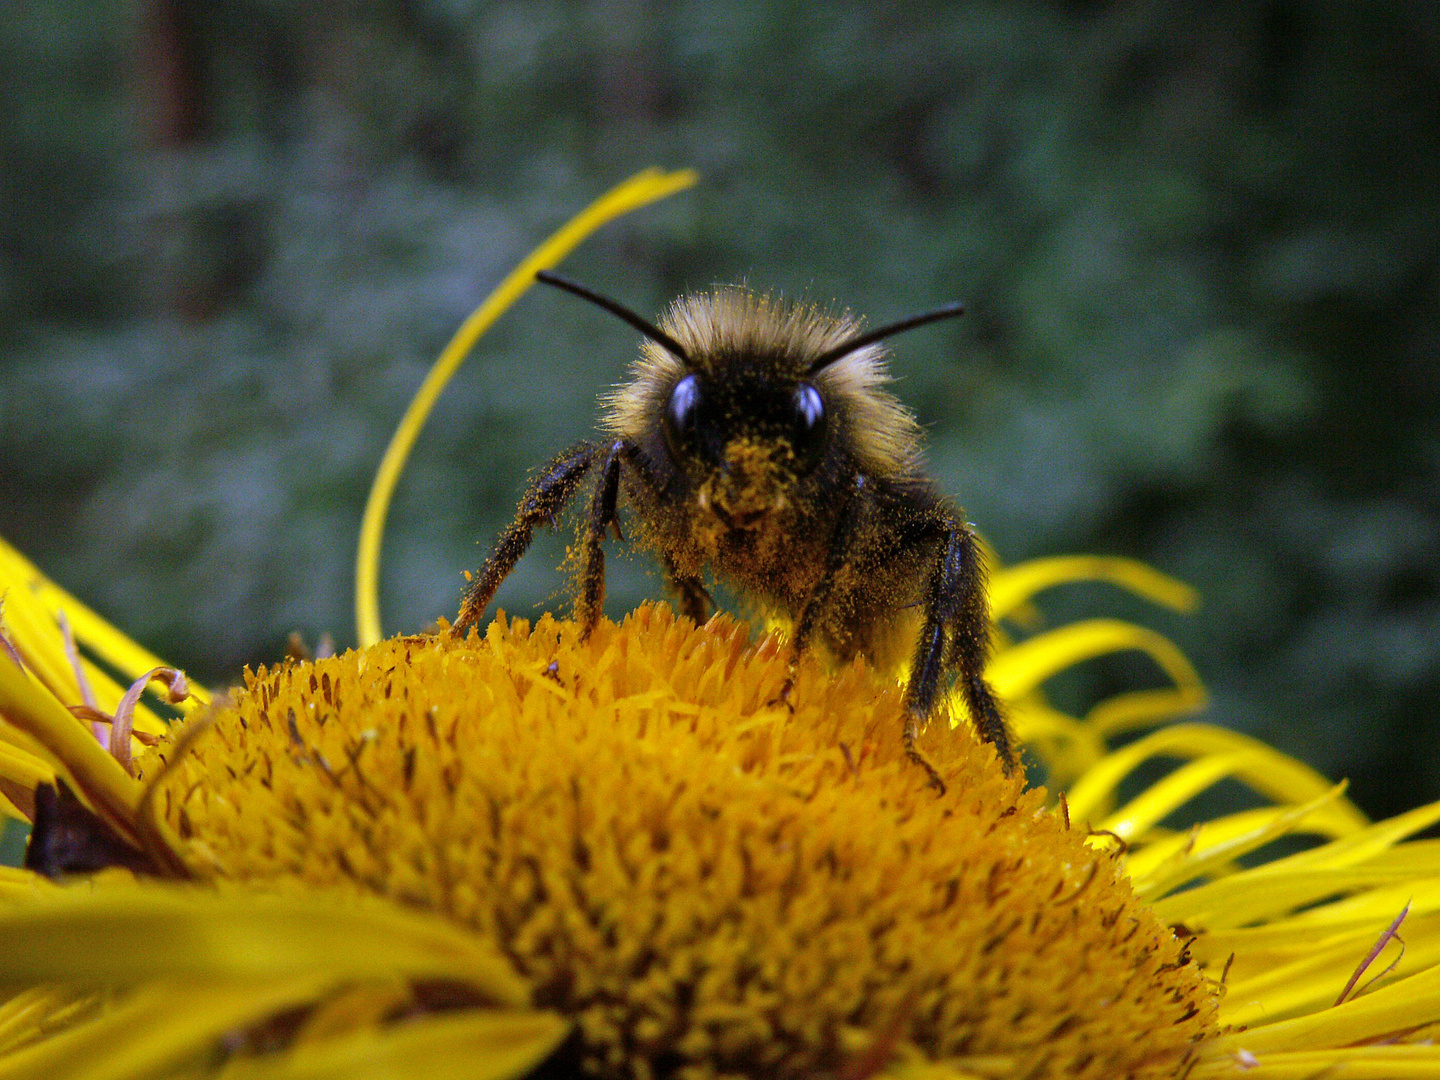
602, 287, 925, 480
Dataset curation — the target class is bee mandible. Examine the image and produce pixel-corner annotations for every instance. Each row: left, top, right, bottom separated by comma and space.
454, 271, 1014, 788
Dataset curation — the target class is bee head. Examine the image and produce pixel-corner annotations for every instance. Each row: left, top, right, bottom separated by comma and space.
662, 364, 826, 468
537, 271, 962, 530
657, 361, 828, 530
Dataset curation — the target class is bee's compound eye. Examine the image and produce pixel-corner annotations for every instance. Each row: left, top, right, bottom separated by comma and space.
663, 374, 701, 460
791, 382, 826, 467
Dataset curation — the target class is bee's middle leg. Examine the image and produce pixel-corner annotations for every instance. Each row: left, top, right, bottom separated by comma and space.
774, 478, 865, 705
663, 556, 712, 626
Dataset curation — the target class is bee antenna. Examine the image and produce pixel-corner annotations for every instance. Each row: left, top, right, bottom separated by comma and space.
805, 301, 965, 376
536, 271, 691, 364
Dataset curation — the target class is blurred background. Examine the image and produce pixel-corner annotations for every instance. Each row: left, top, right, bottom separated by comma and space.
0, 1, 1435, 818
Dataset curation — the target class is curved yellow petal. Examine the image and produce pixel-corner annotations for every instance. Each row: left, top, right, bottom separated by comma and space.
988, 555, 1199, 622
1098, 747, 1356, 841
987, 618, 1204, 704
354, 168, 699, 646
1064, 723, 1367, 832
1082, 685, 1209, 739
1007, 700, 1108, 777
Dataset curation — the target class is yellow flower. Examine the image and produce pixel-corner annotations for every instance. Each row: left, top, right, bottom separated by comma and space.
0, 170, 1437, 1080
3, 542, 1439, 1080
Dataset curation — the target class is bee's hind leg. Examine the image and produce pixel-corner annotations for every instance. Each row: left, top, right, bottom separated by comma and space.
905, 523, 1015, 784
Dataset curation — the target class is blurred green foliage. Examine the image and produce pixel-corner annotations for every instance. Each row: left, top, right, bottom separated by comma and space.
0, 1, 1435, 817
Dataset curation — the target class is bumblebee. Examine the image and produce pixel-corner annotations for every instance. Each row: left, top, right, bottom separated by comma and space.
455, 271, 1013, 786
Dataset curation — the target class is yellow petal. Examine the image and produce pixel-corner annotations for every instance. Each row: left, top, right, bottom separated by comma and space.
1154, 866, 1440, 931
1082, 685, 1209, 739
0, 741, 53, 819
1217, 963, 1440, 1054
1221, 912, 1440, 1028
988, 555, 1199, 621
0, 650, 142, 843
0, 883, 528, 1006
0, 867, 56, 901
0, 537, 205, 726
0, 978, 327, 1080
1195, 1045, 1440, 1079
218, 1008, 570, 1080
986, 617, 1204, 705
1126, 786, 1353, 897
1245, 796, 1440, 875
1006, 700, 1108, 775
0, 985, 99, 1055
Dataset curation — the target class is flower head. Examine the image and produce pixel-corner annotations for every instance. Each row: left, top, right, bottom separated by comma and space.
137, 605, 1217, 1078
1, 577, 1438, 1080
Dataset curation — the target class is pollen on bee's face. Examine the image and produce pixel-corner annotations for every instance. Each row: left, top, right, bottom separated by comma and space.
695, 438, 794, 528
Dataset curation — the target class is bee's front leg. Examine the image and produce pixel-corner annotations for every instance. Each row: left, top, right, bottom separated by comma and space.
574, 441, 627, 638
455, 442, 599, 634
